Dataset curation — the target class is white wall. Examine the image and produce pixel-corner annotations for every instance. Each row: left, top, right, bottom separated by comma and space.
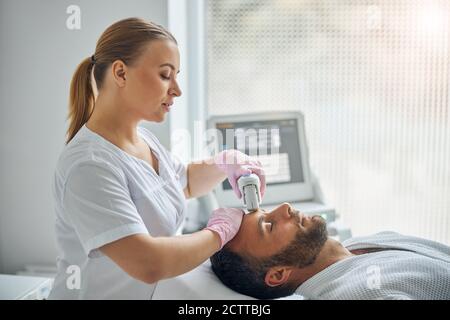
0, 0, 171, 274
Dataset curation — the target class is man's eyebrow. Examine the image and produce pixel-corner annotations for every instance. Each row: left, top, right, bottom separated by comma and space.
159, 63, 180, 74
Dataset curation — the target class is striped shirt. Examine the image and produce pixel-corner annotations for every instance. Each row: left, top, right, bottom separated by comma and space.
295, 232, 450, 300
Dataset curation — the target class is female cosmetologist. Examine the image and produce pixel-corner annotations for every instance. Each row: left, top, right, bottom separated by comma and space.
48, 18, 266, 299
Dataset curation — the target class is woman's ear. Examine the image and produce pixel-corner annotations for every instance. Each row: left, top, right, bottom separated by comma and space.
111, 60, 127, 86
264, 266, 294, 287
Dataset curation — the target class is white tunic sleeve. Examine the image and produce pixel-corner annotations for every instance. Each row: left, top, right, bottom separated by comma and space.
62, 160, 149, 258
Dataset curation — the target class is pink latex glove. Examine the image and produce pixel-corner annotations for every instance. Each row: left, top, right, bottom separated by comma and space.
214, 150, 266, 199
205, 208, 245, 250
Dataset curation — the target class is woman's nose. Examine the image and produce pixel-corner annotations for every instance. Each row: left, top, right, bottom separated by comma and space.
170, 81, 182, 97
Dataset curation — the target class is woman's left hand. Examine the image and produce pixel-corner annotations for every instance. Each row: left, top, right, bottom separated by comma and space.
214, 149, 266, 199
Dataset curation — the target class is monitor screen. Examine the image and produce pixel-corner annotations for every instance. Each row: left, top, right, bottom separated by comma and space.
215, 118, 304, 191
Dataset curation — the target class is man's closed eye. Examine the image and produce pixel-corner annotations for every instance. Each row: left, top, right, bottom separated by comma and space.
265, 221, 273, 232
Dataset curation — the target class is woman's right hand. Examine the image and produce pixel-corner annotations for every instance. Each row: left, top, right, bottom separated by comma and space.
214, 149, 266, 199
205, 208, 244, 250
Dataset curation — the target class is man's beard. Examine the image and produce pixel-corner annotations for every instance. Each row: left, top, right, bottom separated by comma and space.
262, 215, 328, 269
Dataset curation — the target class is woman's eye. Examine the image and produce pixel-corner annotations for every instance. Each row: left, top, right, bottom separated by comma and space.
266, 222, 273, 232
160, 74, 170, 80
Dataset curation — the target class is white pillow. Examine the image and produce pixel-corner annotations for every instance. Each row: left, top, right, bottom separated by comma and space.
151, 260, 255, 300
151, 260, 304, 300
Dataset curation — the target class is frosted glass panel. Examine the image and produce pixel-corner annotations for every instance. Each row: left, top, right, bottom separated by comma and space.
206, 0, 450, 244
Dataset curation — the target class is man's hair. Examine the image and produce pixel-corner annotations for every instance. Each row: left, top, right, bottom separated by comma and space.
210, 248, 298, 299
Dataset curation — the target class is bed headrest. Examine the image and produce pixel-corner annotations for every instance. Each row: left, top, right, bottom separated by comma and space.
151, 260, 304, 300
151, 260, 255, 300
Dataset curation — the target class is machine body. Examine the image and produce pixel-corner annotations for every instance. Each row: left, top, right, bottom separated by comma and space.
237, 173, 261, 212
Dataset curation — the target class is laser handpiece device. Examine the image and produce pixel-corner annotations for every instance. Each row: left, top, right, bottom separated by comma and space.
237, 173, 261, 212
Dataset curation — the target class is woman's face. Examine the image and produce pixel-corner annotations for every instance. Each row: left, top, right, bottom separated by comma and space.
122, 39, 182, 122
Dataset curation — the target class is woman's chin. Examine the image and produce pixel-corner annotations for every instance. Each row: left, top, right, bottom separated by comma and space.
145, 111, 166, 123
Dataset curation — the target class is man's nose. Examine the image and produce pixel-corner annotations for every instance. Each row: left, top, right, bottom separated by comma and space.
276, 203, 292, 220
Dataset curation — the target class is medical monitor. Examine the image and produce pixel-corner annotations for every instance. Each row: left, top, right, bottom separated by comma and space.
208, 112, 314, 207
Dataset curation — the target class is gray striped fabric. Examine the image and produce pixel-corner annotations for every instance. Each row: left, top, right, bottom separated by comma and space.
295, 232, 450, 300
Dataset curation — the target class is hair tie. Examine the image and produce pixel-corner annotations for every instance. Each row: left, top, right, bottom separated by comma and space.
90, 55, 96, 65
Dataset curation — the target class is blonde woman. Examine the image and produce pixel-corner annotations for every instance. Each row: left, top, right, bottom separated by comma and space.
49, 18, 266, 299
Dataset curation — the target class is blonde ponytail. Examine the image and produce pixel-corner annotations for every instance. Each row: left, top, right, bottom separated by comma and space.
66, 57, 95, 144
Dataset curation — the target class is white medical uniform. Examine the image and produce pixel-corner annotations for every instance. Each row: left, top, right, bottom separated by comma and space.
48, 125, 187, 299
295, 232, 450, 300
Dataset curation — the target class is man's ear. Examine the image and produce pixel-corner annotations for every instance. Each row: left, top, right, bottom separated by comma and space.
111, 60, 127, 87
264, 266, 294, 287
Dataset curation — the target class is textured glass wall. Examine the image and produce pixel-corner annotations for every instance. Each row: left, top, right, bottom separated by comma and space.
206, 0, 450, 244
